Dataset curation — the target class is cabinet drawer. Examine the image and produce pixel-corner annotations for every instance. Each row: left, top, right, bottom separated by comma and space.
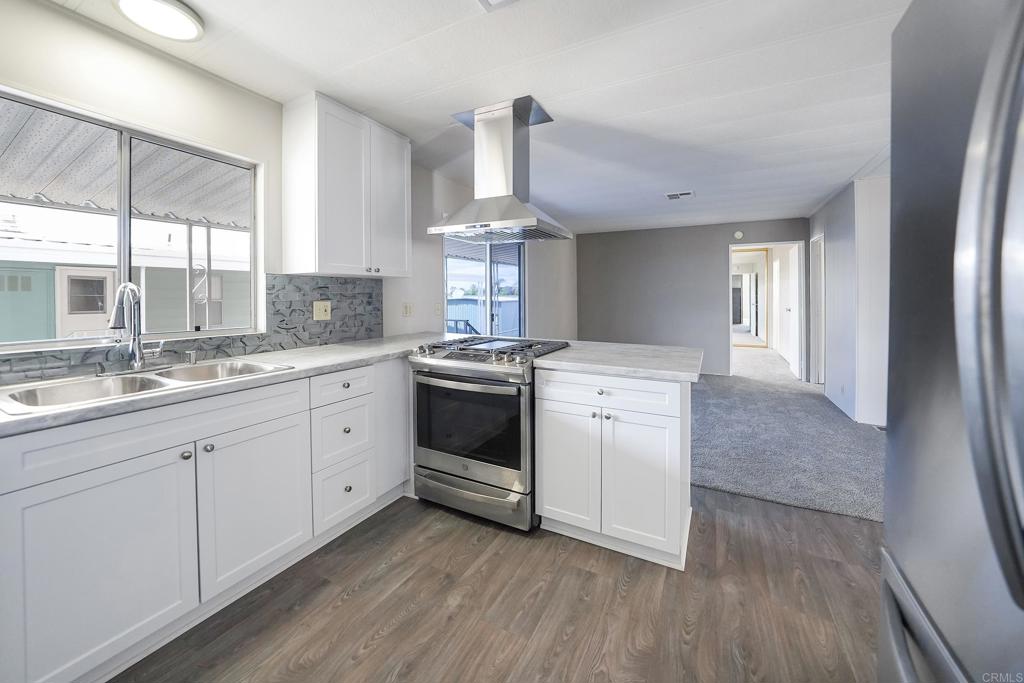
310, 394, 374, 472
309, 365, 375, 408
535, 370, 680, 417
312, 452, 375, 536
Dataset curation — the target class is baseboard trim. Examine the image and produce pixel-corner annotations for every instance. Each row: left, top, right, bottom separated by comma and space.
82, 483, 409, 683
541, 507, 692, 571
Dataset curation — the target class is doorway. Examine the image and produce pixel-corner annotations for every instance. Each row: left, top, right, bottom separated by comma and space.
728, 242, 806, 380
730, 248, 768, 348
809, 236, 825, 385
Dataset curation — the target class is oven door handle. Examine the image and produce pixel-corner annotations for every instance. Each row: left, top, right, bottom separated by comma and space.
414, 374, 520, 396
416, 469, 522, 511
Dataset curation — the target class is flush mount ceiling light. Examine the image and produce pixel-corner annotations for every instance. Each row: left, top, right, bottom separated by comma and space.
115, 0, 205, 41
477, 0, 520, 12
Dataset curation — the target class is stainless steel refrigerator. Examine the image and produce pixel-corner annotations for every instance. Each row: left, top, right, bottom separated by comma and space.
883, 0, 1024, 679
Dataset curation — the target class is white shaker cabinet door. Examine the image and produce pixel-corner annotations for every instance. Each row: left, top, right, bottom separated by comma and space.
317, 97, 371, 275
600, 408, 681, 554
196, 413, 313, 601
0, 445, 199, 683
536, 398, 602, 532
369, 122, 411, 277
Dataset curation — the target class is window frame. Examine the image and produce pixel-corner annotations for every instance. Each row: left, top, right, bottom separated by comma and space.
0, 88, 260, 352
442, 240, 527, 337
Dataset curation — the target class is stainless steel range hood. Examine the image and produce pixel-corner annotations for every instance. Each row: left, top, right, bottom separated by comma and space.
428, 96, 572, 243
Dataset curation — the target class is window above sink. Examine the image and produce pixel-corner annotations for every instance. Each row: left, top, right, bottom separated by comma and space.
0, 92, 259, 352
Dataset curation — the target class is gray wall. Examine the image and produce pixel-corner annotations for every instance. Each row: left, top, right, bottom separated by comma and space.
577, 218, 810, 375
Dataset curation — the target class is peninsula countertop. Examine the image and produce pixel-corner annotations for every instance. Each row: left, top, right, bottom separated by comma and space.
535, 340, 703, 383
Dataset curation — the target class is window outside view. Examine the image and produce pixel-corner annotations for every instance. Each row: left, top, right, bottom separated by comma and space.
0, 95, 254, 345
444, 240, 523, 337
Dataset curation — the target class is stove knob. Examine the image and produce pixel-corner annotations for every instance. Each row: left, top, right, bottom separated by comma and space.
416, 345, 433, 356
514, 354, 528, 365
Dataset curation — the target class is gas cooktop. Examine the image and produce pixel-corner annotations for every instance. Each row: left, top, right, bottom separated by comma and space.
409, 336, 569, 381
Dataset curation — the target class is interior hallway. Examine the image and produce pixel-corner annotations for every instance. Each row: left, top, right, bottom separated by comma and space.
691, 347, 885, 521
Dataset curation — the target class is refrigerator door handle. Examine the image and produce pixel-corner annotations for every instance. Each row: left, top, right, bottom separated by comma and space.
954, 0, 1024, 609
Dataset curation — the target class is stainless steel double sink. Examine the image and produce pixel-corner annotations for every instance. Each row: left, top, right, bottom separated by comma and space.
0, 359, 292, 415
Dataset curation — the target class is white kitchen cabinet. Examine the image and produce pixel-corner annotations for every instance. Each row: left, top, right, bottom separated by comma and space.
283, 92, 411, 277
370, 122, 412, 277
0, 445, 199, 683
310, 393, 374, 472
196, 413, 313, 601
312, 450, 375, 536
536, 398, 602, 532
373, 357, 411, 496
601, 408, 681, 554
535, 371, 691, 569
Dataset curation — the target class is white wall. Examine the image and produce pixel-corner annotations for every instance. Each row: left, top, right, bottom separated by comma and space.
0, 0, 283, 277
853, 176, 890, 426
383, 165, 471, 336
526, 239, 577, 340
809, 176, 890, 425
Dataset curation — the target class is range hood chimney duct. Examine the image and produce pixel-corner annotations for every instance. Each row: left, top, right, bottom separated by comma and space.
428, 96, 572, 243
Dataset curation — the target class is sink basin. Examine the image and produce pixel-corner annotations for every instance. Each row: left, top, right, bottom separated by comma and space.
4, 375, 171, 411
154, 360, 287, 382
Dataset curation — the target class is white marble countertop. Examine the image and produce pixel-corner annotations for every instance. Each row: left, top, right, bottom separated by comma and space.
0, 334, 704, 438
535, 340, 703, 383
0, 332, 439, 439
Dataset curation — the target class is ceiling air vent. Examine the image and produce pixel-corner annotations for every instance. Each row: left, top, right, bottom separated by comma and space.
665, 190, 695, 200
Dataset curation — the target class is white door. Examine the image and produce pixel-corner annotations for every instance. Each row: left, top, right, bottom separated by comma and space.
317, 97, 370, 275
54, 266, 115, 338
0, 445, 199, 683
369, 123, 411, 277
373, 358, 411, 496
600, 408, 681, 554
196, 413, 312, 601
536, 398, 602, 532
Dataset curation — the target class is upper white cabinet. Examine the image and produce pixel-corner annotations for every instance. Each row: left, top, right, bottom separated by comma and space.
283, 93, 411, 277
0, 445, 199, 683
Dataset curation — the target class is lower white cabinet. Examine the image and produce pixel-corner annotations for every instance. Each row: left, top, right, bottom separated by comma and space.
312, 450, 375, 536
536, 371, 689, 566
601, 408, 681, 553
536, 399, 602, 532
373, 357, 411, 496
0, 445, 199, 683
196, 413, 313, 601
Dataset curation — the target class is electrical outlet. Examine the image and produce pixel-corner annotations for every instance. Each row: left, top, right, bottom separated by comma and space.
434, 302, 442, 316
312, 300, 331, 321
402, 303, 413, 317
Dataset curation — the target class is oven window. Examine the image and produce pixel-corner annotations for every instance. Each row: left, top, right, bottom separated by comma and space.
416, 379, 522, 471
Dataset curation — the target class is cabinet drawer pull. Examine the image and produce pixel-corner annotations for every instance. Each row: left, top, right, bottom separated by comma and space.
596, 388, 605, 395
342, 381, 351, 389
343, 427, 352, 434
344, 485, 353, 492
203, 444, 215, 453
180, 450, 193, 460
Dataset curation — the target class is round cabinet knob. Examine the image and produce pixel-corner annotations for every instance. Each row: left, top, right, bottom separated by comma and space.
597, 388, 605, 395
344, 485, 353, 493
203, 444, 215, 453
180, 450, 193, 460
591, 411, 598, 419
365, 267, 372, 273
604, 413, 612, 420
343, 427, 352, 434
342, 381, 351, 389
374, 267, 381, 273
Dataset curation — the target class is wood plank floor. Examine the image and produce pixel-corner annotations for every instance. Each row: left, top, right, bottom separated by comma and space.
112, 487, 883, 683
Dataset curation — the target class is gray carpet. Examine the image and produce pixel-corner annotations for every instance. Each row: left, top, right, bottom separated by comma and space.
691, 347, 885, 521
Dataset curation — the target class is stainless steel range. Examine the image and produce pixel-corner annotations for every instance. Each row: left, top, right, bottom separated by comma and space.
409, 336, 569, 530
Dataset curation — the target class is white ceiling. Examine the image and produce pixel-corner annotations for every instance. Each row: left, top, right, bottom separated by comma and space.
51, 0, 908, 234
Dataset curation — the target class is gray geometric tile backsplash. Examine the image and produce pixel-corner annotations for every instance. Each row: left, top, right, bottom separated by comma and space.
0, 274, 382, 386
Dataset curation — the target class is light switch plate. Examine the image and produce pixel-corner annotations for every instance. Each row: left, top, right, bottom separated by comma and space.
312, 300, 331, 321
